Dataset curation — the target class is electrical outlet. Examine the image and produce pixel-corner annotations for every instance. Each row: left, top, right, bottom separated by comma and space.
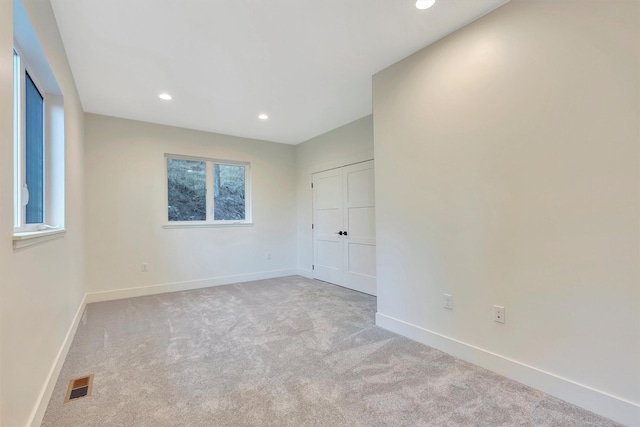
443, 294, 453, 310
141, 263, 148, 272
493, 305, 505, 323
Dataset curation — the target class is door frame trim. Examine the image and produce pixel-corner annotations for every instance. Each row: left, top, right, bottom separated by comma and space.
305, 149, 374, 176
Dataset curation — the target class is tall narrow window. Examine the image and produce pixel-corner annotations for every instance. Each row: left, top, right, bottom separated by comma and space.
25, 71, 44, 224
13, 5, 65, 245
166, 155, 251, 226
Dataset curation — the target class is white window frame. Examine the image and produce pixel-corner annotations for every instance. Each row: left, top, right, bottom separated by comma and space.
13, 44, 48, 233
164, 154, 253, 228
12, 5, 65, 249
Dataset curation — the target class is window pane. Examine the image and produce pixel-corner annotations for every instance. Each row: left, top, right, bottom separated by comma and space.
167, 159, 206, 221
25, 72, 44, 224
214, 164, 245, 221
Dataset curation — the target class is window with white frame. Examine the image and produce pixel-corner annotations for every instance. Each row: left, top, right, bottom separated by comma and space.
13, 46, 63, 233
166, 154, 251, 225
12, 4, 65, 247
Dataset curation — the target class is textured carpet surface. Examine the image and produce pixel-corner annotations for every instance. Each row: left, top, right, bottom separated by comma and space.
42, 276, 618, 426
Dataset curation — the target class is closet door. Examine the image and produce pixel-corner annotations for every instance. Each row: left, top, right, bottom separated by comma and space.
342, 161, 376, 295
312, 167, 345, 286
312, 160, 376, 296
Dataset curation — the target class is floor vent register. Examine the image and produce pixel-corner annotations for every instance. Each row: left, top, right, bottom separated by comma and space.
64, 374, 93, 403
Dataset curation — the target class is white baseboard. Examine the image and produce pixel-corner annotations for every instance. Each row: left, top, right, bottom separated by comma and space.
296, 268, 314, 279
34, 279, 635, 426
86, 268, 298, 303
28, 294, 88, 427
376, 312, 639, 427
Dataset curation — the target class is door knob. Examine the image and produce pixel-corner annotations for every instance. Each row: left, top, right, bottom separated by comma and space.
343, 231, 348, 236
336, 231, 343, 235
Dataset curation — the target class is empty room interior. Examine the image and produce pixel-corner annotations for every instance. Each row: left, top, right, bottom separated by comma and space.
1, 0, 639, 426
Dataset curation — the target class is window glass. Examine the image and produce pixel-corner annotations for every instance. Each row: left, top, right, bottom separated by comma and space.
214, 164, 246, 221
165, 155, 250, 225
167, 159, 206, 221
25, 71, 44, 224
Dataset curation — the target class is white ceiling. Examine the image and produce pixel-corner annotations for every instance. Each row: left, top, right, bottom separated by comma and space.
50, 0, 507, 145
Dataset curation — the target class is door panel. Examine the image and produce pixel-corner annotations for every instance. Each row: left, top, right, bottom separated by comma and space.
343, 161, 376, 295
316, 209, 341, 240
313, 160, 376, 296
313, 168, 344, 285
314, 174, 341, 209
348, 244, 376, 277
347, 207, 376, 245
345, 167, 375, 207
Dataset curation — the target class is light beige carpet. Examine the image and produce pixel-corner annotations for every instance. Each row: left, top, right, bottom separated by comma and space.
42, 276, 618, 426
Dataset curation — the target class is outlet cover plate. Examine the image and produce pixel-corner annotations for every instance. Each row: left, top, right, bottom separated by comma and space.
444, 294, 453, 310
493, 305, 505, 323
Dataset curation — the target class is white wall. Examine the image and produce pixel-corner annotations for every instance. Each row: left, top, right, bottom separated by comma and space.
0, 0, 86, 426
295, 116, 373, 276
84, 114, 297, 298
373, 0, 639, 424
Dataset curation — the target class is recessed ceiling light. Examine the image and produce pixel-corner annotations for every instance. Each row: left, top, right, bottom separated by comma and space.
258, 114, 269, 120
159, 93, 172, 101
415, 0, 436, 10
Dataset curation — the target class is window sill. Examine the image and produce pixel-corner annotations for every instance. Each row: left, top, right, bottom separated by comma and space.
13, 229, 66, 249
162, 222, 254, 229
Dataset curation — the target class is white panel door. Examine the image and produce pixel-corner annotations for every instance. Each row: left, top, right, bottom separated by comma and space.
343, 161, 376, 295
312, 160, 376, 296
312, 168, 344, 286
